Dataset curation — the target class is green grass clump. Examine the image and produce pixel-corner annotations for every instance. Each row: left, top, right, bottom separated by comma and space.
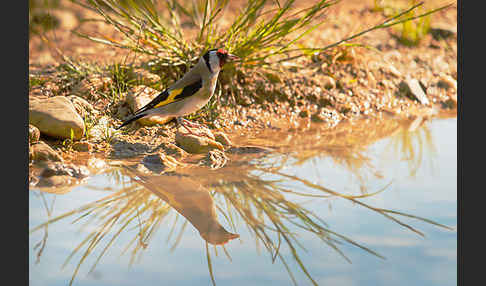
398, 1, 431, 46
73, 0, 451, 73
29, 75, 48, 89
371, 0, 434, 46
73, 0, 338, 71
107, 63, 136, 101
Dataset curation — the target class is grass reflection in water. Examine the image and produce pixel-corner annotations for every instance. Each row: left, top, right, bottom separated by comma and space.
30, 116, 454, 286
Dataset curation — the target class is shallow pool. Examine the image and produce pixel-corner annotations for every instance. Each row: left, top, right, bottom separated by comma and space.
29, 116, 456, 286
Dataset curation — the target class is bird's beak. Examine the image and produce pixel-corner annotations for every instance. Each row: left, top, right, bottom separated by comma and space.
227, 54, 240, 61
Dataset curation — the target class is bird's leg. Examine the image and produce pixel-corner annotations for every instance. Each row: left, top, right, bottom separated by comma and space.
180, 117, 204, 129
176, 117, 196, 136
176, 117, 212, 139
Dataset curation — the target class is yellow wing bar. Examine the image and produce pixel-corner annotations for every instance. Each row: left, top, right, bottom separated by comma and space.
154, 88, 183, 108
133, 78, 202, 115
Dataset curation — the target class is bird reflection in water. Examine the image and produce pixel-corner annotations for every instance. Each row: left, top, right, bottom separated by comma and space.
30, 115, 454, 286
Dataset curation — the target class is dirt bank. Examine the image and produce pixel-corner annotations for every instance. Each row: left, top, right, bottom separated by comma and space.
29, 0, 457, 187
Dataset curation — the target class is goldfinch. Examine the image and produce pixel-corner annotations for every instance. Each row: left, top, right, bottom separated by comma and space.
117, 48, 239, 131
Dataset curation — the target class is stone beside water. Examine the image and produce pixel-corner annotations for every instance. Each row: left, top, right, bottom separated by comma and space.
29, 96, 85, 140
30, 141, 63, 162
175, 131, 224, 154
398, 77, 430, 105
29, 124, 40, 144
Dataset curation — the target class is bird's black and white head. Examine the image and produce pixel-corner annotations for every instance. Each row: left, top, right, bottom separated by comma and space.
202, 48, 239, 74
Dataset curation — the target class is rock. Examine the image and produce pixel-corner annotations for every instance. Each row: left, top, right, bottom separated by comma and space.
311, 112, 325, 123
385, 64, 402, 78
379, 79, 394, 90
72, 75, 113, 99
175, 131, 224, 154
367, 72, 377, 87
316, 107, 340, 123
43, 82, 60, 95
67, 95, 96, 118
320, 62, 328, 73
432, 56, 449, 73
213, 132, 232, 146
156, 128, 170, 137
29, 167, 39, 186
36, 175, 76, 190
72, 141, 92, 152
157, 143, 188, 159
203, 149, 228, 169
128, 68, 161, 85
141, 153, 183, 173
125, 85, 173, 126
299, 110, 309, 118
437, 74, 457, 90
40, 162, 90, 179
317, 96, 332, 108
29, 124, 40, 144
29, 86, 47, 99
110, 139, 153, 158
31, 141, 63, 162
322, 76, 336, 90
29, 96, 85, 140
441, 98, 456, 109
35, 161, 89, 192
398, 77, 430, 105
87, 116, 111, 142
430, 27, 456, 40
449, 92, 458, 105
187, 124, 215, 140
29, 145, 34, 162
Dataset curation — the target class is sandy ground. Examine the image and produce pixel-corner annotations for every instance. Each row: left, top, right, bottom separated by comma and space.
28, 0, 457, 176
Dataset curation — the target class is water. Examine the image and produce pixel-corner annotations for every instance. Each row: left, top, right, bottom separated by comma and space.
29, 116, 457, 286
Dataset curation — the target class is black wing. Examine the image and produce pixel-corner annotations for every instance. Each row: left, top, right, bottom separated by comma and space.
133, 78, 203, 115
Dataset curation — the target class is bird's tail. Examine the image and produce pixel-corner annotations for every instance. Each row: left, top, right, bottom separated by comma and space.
116, 112, 147, 130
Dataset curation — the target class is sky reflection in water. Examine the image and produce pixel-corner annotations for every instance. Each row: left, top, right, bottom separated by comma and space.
29, 116, 456, 286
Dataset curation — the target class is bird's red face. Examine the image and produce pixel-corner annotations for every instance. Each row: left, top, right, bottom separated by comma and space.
215, 49, 239, 67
